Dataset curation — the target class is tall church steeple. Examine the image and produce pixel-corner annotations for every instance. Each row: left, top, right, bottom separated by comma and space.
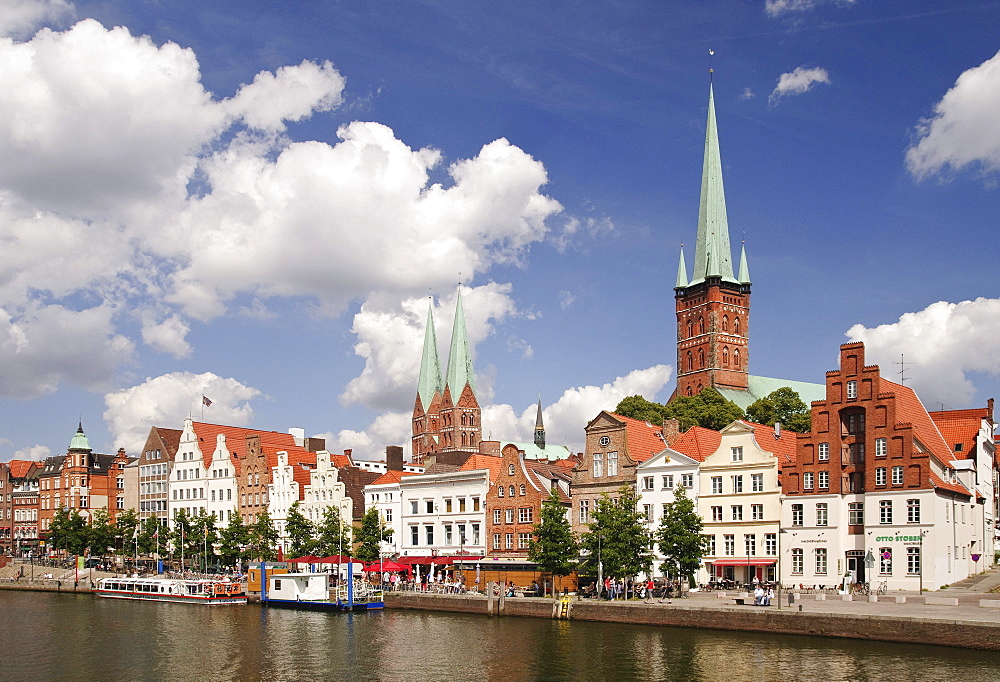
416, 301, 443, 412
533, 396, 545, 449
444, 288, 476, 400
674, 78, 751, 398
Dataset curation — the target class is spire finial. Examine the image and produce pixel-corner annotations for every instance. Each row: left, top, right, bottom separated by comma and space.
709, 48, 715, 82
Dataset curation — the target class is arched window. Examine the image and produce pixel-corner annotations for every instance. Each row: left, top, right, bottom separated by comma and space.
699, 349, 705, 369
686, 351, 693, 371
698, 316, 705, 334
461, 433, 467, 446
723, 346, 729, 366
687, 320, 693, 338
508, 464, 515, 476
498, 486, 504, 498
509, 486, 515, 497
722, 315, 729, 332
697, 383, 704, 392
734, 317, 741, 335
733, 348, 741, 369
519, 484, 526, 496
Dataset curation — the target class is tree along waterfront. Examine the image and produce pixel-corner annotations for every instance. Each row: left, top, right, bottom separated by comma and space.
3, 590, 999, 680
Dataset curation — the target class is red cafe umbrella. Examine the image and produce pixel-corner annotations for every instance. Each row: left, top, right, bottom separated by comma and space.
364, 560, 410, 573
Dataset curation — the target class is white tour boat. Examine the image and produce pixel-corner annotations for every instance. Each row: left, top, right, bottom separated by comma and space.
95, 576, 247, 605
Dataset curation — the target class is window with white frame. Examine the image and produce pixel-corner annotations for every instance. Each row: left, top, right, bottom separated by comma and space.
751, 504, 763, 520
517, 532, 531, 549
411, 526, 419, 546
642, 476, 654, 491
818, 471, 829, 489
745, 534, 756, 556
724, 534, 735, 556
706, 535, 716, 556
505, 508, 514, 524
493, 508, 502, 524
751, 473, 764, 492
764, 533, 776, 556
879, 499, 892, 524
818, 442, 830, 461
847, 380, 857, 399
816, 548, 828, 575
643, 504, 653, 523
875, 467, 886, 486
498, 485, 504, 498
662, 475, 674, 489
803, 472, 814, 490
875, 437, 887, 457
607, 451, 619, 477
593, 452, 603, 478
505, 533, 514, 549
579, 499, 590, 524
791, 504, 803, 526
816, 503, 828, 526
518, 507, 533, 523
445, 524, 453, 545
907, 499, 920, 523
681, 473, 694, 488
907, 547, 920, 574
712, 506, 723, 521
492, 534, 500, 550
791, 548, 803, 574
892, 466, 903, 485
731, 447, 743, 462
732, 475, 743, 493
849, 502, 864, 526
731, 505, 743, 521
711, 477, 723, 494
425, 525, 434, 545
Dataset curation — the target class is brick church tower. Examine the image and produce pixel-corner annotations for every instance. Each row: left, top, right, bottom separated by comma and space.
411, 289, 482, 465
674, 81, 752, 398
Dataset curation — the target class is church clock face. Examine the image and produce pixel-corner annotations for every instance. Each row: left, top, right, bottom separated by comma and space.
599, 436, 610, 447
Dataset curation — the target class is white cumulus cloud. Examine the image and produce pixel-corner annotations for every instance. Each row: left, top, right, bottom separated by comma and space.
769, 66, 830, 105
906, 50, 1000, 181
103, 371, 262, 455
0, 0, 73, 38
846, 298, 1000, 409
140, 313, 192, 359
764, 0, 856, 17
10, 444, 51, 461
226, 60, 346, 133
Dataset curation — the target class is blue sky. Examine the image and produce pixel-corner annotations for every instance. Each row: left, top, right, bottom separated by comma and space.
1, 0, 998, 462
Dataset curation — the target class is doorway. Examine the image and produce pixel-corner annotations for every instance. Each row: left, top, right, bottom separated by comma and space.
846, 550, 866, 584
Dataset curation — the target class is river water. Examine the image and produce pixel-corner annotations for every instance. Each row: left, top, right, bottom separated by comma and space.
2, 590, 998, 681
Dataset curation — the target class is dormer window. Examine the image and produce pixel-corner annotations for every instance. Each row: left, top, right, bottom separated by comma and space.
954, 443, 963, 452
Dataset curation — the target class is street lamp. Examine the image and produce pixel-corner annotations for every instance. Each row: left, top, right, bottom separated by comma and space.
777, 529, 788, 610
919, 529, 928, 593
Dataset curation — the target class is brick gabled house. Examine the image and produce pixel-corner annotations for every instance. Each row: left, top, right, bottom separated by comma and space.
486, 443, 572, 558
781, 342, 989, 590
570, 412, 668, 536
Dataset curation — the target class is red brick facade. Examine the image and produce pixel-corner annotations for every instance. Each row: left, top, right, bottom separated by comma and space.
412, 384, 482, 465
675, 279, 750, 397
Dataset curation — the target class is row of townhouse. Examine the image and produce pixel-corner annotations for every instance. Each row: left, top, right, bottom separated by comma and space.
569, 342, 998, 591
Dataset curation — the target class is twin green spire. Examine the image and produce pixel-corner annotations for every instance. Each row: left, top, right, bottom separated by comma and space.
416, 288, 476, 409
677, 83, 750, 288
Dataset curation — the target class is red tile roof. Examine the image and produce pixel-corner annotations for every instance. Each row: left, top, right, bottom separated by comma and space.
191, 422, 316, 475
669, 426, 721, 462
744, 421, 799, 465
929, 472, 973, 499
929, 407, 990, 461
878, 380, 953, 466
7, 460, 35, 479
370, 470, 418, 486
609, 413, 667, 463
459, 454, 502, 484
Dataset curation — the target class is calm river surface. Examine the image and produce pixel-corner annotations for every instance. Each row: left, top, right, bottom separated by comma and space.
2, 590, 999, 681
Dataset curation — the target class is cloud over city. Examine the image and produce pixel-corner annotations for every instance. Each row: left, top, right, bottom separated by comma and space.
769, 66, 831, 105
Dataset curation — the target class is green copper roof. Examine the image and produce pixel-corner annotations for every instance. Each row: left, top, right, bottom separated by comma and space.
68, 421, 92, 452
675, 246, 689, 288
737, 243, 750, 284
691, 83, 738, 286
509, 441, 570, 462
715, 375, 825, 411
445, 288, 477, 399
416, 301, 444, 410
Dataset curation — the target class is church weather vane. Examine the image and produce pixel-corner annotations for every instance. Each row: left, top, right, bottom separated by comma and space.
709, 48, 715, 82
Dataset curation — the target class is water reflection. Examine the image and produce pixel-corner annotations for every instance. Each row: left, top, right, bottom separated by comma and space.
1, 591, 998, 681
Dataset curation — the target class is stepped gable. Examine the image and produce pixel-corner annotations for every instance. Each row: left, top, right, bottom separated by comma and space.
929, 406, 993, 460
191, 422, 317, 475
743, 420, 798, 466
609, 413, 666, 463
669, 425, 722, 462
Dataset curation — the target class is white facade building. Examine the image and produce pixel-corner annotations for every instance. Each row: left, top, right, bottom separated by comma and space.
636, 447, 700, 576
268, 450, 316, 552
398, 468, 490, 557
301, 451, 353, 530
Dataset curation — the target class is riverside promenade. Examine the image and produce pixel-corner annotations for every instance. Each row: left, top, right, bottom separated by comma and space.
385, 570, 1000, 652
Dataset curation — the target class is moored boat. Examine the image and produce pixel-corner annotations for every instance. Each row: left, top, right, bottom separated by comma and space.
260, 562, 383, 611
95, 577, 247, 605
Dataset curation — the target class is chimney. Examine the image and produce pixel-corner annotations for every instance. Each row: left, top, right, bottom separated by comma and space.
386, 446, 404, 471
774, 422, 782, 439
662, 419, 681, 446
343, 449, 353, 465
303, 437, 326, 453
288, 428, 305, 446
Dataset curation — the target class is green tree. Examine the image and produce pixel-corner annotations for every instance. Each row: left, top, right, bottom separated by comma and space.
353, 506, 392, 564
313, 506, 351, 558
527, 489, 578, 596
745, 387, 812, 433
663, 387, 745, 431
87, 508, 116, 558
654, 485, 709, 582
191, 510, 219, 571
248, 509, 279, 562
218, 510, 249, 568
580, 486, 652, 598
112, 509, 140, 556
170, 509, 196, 564
285, 501, 316, 558
136, 515, 162, 557
613, 395, 671, 424
48, 507, 88, 556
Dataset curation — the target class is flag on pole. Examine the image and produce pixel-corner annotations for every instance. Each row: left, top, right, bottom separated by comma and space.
202, 395, 213, 407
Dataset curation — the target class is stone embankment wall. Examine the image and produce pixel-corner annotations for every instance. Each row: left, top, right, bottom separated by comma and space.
383, 593, 1000, 651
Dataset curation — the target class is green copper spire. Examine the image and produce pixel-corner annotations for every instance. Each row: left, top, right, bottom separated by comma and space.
445, 288, 477, 399
416, 300, 443, 410
534, 396, 545, 448
737, 243, 751, 284
675, 246, 689, 288
691, 83, 737, 285
68, 420, 92, 452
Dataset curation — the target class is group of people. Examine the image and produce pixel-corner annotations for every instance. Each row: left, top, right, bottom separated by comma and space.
753, 584, 775, 606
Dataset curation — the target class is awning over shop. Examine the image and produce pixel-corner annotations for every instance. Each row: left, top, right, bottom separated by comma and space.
709, 559, 776, 566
